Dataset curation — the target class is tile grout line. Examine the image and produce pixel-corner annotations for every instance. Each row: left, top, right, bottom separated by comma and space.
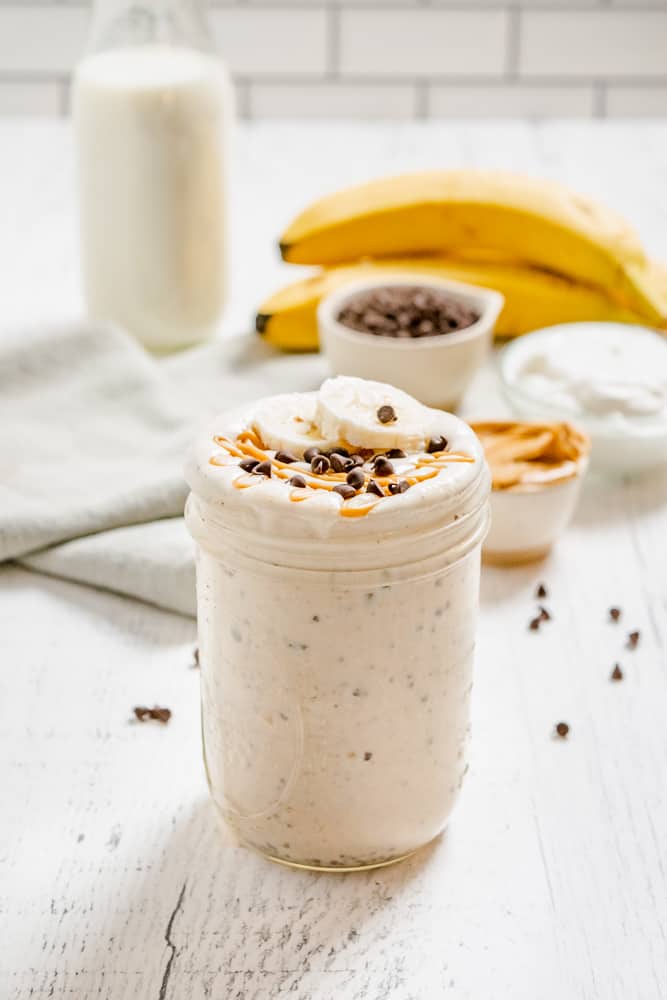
415, 79, 429, 119
594, 79, 607, 118
3, 71, 667, 87
58, 75, 70, 117
4, 1, 667, 7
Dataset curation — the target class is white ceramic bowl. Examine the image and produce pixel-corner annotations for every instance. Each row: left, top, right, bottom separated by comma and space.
483, 470, 587, 565
500, 323, 667, 476
318, 276, 504, 410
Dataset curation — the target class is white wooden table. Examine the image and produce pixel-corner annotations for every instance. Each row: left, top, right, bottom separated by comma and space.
2, 121, 667, 1000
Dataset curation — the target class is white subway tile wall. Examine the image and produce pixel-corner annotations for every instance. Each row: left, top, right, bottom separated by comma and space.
0, 1, 665, 118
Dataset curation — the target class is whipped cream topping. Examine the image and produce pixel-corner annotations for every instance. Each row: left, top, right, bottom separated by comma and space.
472, 420, 589, 490
186, 377, 487, 541
505, 324, 667, 425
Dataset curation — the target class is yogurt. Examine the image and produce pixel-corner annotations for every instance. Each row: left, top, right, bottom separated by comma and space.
501, 323, 667, 474
73, 45, 232, 352
186, 377, 490, 870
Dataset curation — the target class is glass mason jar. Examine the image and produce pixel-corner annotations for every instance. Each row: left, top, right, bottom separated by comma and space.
185, 414, 490, 872
72, 0, 232, 352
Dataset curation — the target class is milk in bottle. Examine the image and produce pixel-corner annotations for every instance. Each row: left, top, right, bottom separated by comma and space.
73, 1, 232, 351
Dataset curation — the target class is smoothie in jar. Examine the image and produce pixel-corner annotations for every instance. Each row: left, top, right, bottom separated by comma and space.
185, 376, 490, 870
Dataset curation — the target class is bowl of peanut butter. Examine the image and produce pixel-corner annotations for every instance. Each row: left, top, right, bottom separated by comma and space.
470, 421, 590, 565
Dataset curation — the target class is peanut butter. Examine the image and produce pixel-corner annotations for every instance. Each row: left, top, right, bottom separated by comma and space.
471, 421, 589, 490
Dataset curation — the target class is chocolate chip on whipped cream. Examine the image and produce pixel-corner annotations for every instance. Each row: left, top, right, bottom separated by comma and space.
373, 457, 394, 478
388, 480, 410, 495
275, 450, 297, 464
427, 436, 448, 454
255, 460, 272, 478
609, 607, 622, 622
240, 458, 259, 472
311, 454, 330, 475
330, 452, 352, 473
290, 474, 307, 488
346, 468, 365, 489
377, 404, 397, 424
333, 483, 356, 500
366, 479, 384, 497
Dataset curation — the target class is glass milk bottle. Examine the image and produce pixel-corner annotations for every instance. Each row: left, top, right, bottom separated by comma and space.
73, 0, 232, 352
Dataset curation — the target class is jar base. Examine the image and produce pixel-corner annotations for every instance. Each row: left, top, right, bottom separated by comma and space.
260, 847, 421, 873
208, 792, 441, 873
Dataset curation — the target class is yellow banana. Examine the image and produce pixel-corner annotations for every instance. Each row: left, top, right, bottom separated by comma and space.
256, 257, 645, 352
279, 170, 666, 324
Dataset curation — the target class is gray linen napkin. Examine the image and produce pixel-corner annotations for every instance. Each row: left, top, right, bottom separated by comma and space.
1, 321, 327, 615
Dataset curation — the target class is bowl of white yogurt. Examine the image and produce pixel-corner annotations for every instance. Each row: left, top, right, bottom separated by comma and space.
500, 323, 667, 475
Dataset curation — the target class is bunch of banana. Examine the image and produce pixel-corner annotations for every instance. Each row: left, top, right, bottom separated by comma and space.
257, 170, 667, 352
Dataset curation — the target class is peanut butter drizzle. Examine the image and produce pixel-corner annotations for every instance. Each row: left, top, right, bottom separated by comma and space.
211, 435, 474, 516
471, 421, 589, 490
339, 501, 381, 518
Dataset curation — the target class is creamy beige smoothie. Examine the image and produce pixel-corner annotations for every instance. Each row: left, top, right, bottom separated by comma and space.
186, 377, 490, 870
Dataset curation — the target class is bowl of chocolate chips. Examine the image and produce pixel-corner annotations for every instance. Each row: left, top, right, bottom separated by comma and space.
318, 275, 504, 410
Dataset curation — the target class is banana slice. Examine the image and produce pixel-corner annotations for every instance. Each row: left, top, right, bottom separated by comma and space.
316, 377, 428, 450
251, 392, 332, 454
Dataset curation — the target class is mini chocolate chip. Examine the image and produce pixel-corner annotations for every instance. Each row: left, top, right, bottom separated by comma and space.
348, 454, 364, 468
289, 474, 307, 488
346, 467, 365, 489
311, 454, 330, 474
386, 448, 406, 459
609, 607, 622, 622
330, 452, 352, 473
134, 705, 171, 724
538, 606, 552, 622
333, 483, 356, 500
554, 721, 569, 739
373, 457, 394, 477
255, 460, 272, 478
611, 663, 623, 681
388, 479, 410, 495
333, 447, 350, 458
528, 617, 541, 631
275, 450, 297, 464
366, 479, 384, 497
364, 752, 373, 761
303, 446, 321, 463
536, 583, 548, 599
627, 630, 640, 649
377, 404, 397, 424
239, 458, 259, 472
427, 436, 448, 453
